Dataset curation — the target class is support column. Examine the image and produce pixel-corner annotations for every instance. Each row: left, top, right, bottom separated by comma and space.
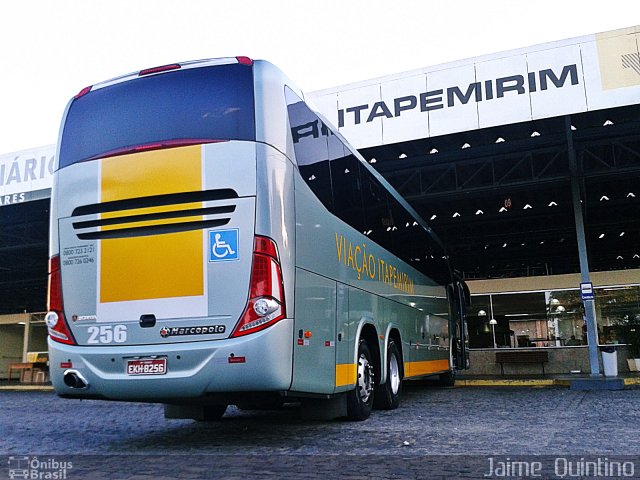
21, 314, 31, 363
565, 116, 601, 376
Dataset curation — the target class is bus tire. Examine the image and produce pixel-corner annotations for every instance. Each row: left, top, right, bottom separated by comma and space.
346, 339, 375, 421
374, 339, 402, 410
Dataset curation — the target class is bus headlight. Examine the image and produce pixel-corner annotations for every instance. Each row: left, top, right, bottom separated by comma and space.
253, 298, 279, 317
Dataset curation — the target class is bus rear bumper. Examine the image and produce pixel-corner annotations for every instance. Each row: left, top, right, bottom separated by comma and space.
47, 319, 294, 402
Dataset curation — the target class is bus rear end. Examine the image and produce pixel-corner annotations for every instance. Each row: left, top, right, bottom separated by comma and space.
47, 58, 293, 413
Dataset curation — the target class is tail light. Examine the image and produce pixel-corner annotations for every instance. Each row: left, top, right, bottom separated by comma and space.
74, 86, 92, 99
236, 56, 253, 66
139, 63, 181, 76
45, 255, 76, 345
231, 236, 286, 337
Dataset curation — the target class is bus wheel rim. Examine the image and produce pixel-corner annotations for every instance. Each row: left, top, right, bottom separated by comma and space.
389, 353, 400, 395
357, 353, 373, 403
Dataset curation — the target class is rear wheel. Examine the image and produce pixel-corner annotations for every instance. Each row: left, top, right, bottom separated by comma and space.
374, 339, 402, 410
346, 339, 375, 421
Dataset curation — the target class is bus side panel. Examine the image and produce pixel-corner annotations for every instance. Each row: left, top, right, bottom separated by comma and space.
347, 286, 379, 358
290, 269, 336, 394
404, 305, 451, 379
334, 282, 352, 393
254, 143, 297, 318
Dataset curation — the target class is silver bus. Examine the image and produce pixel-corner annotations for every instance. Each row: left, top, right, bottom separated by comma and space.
47, 57, 469, 421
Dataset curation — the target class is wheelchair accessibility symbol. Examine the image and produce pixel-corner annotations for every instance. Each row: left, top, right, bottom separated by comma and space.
209, 229, 239, 262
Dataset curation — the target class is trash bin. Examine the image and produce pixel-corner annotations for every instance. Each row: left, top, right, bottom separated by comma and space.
599, 346, 618, 377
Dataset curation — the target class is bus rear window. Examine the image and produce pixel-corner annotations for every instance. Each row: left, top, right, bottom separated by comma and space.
59, 64, 255, 168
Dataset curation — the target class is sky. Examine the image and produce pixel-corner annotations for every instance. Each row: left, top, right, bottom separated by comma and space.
0, 0, 637, 155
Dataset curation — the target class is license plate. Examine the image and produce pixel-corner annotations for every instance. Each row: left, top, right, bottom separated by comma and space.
127, 358, 167, 376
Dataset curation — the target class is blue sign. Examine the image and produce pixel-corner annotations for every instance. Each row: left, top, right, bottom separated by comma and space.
209, 229, 239, 262
580, 282, 594, 301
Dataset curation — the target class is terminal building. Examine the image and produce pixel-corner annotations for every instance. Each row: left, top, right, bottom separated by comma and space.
1, 26, 639, 377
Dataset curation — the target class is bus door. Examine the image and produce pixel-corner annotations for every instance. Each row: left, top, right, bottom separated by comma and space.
450, 275, 470, 370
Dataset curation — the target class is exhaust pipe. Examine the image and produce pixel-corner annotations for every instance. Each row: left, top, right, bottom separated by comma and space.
63, 369, 89, 389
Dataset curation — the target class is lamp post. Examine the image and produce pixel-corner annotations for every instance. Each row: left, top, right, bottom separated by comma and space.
548, 298, 565, 347
490, 318, 498, 349
554, 305, 565, 346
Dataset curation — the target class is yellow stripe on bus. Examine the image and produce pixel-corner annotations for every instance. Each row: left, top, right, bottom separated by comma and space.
100, 146, 204, 303
335, 363, 356, 387
404, 359, 450, 378
335, 359, 449, 387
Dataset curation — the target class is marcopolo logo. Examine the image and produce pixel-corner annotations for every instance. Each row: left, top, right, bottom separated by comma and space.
160, 325, 226, 338
8, 456, 73, 479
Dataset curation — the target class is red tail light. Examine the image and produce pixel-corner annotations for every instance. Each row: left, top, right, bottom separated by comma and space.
231, 236, 286, 337
74, 86, 92, 99
139, 63, 181, 76
46, 255, 76, 345
236, 56, 253, 66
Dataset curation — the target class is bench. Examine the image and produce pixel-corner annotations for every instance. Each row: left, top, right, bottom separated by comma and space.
8, 362, 48, 383
495, 350, 549, 375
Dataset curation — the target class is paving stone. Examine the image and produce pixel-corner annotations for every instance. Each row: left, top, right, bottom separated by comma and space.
1, 384, 639, 478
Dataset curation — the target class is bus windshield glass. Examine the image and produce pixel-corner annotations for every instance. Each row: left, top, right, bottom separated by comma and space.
59, 63, 255, 168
